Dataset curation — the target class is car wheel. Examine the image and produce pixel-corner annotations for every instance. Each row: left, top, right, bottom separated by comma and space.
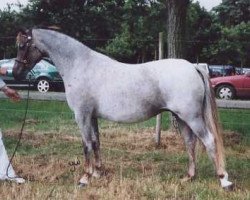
216, 85, 235, 100
36, 78, 50, 93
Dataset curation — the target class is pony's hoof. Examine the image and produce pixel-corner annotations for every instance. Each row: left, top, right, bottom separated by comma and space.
78, 182, 87, 188
15, 177, 25, 184
92, 169, 102, 179
223, 183, 235, 191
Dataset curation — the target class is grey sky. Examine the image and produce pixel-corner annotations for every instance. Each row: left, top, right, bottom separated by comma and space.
0, 0, 28, 10
194, 0, 222, 11
0, 0, 222, 11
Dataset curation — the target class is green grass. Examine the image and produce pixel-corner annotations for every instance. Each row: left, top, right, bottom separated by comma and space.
219, 108, 250, 135
0, 99, 74, 130
1, 99, 250, 134
0, 99, 171, 132
0, 99, 249, 199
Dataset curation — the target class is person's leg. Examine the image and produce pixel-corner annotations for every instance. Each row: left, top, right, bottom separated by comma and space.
0, 129, 25, 183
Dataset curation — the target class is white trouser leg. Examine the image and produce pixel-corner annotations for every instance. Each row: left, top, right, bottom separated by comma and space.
0, 130, 25, 183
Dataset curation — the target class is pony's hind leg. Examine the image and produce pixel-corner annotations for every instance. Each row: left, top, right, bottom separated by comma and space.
176, 117, 197, 182
185, 116, 233, 189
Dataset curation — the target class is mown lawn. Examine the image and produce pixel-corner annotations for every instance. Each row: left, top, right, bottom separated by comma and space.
0, 99, 249, 199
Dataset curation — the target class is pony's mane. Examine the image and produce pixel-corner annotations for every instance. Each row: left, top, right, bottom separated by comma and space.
34, 28, 84, 48
34, 25, 62, 32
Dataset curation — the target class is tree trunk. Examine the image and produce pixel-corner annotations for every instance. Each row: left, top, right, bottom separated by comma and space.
166, 0, 189, 58
166, 0, 189, 132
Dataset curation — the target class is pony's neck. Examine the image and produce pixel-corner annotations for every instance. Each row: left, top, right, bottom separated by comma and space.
32, 29, 91, 79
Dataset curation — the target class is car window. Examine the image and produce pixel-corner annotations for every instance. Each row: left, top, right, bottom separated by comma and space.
209, 65, 235, 78
209, 67, 223, 77
34, 63, 48, 71
33, 65, 42, 70
0, 60, 14, 69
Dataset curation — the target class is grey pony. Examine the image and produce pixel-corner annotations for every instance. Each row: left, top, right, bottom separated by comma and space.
13, 29, 233, 189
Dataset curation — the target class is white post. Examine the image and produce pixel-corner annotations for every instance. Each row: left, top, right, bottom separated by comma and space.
155, 32, 164, 146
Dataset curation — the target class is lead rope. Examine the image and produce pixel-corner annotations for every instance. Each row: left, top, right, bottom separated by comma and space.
6, 76, 30, 180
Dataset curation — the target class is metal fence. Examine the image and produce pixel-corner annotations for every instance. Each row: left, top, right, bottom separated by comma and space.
0, 91, 249, 140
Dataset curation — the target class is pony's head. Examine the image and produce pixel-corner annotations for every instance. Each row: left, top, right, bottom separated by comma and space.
13, 29, 44, 81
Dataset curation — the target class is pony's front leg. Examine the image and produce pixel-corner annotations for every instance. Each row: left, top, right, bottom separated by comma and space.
91, 117, 102, 178
79, 138, 93, 186
75, 112, 94, 187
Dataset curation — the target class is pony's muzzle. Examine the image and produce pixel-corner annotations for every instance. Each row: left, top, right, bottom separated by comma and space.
12, 62, 27, 81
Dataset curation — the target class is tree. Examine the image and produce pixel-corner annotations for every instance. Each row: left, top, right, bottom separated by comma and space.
0, 0, 248, 67
214, 0, 250, 27
19, 0, 125, 49
186, 2, 215, 63
103, 0, 166, 63
104, 23, 135, 62
202, 0, 250, 66
0, 8, 21, 58
166, 0, 190, 58
202, 22, 250, 66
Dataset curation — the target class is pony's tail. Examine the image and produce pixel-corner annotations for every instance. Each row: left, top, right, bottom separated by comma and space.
196, 67, 225, 170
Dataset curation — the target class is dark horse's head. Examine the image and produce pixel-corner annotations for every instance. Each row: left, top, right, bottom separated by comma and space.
13, 29, 44, 81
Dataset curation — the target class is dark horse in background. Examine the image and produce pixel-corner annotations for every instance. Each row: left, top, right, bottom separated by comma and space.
13, 28, 233, 189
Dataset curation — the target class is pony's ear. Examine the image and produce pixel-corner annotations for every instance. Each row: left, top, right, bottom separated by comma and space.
16, 28, 32, 44
16, 32, 24, 44
16, 27, 33, 37
26, 29, 32, 37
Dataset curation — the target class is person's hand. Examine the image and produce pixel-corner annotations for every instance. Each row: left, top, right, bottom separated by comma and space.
0, 67, 7, 76
2, 86, 20, 101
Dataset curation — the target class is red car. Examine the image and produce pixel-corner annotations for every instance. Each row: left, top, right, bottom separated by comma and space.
211, 72, 250, 100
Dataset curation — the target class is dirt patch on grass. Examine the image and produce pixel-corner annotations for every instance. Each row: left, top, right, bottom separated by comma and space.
101, 128, 186, 153
17, 156, 71, 183
5, 128, 186, 152
223, 131, 243, 146
4, 128, 245, 153
5, 128, 244, 159
4, 130, 80, 147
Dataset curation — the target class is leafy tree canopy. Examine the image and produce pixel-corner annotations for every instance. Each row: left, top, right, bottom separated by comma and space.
0, 0, 249, 66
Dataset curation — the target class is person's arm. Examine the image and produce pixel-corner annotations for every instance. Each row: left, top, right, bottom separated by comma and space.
0, 77, 5, 89
0, 67, 7, 76
0, 67, 20, 101
1, 85, 20, 101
